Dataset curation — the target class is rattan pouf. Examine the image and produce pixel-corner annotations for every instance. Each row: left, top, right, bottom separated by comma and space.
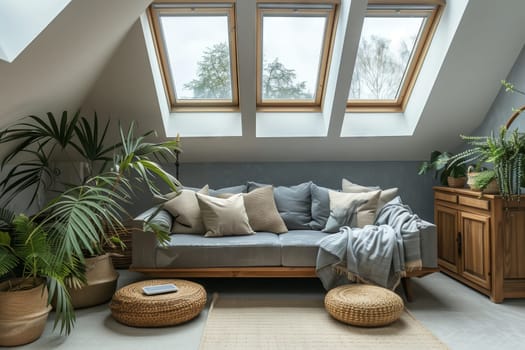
109, 279, 206, 327
324, 284, 404, 327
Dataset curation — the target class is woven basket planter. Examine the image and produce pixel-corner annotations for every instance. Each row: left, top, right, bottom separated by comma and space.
68, 253, 119, 309
109, 279, 207, 327
105, 221, 142, 269
324, 284, 404, 327
0, 278, 52, 347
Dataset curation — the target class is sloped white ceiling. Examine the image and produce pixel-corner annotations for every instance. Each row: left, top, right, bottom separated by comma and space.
0, 0, 71, 63
2, 0, 525, 163
82, 0, 525, 162
0, 0, 151, 157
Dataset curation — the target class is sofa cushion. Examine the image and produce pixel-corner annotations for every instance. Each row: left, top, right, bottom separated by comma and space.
154, 232, 282, 267
341, 178, 399, 216
243, 186, 288, 233
309, 183, 331, 230
248, 181, 312, 230
163, 185, 209, 234
323, 190, 381, 232
196, 193, 254, 237
279, 230, 332, 266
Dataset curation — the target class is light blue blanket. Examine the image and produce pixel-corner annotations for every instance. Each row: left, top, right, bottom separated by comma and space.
316, 225, 404, 290
316, 197, 422, 290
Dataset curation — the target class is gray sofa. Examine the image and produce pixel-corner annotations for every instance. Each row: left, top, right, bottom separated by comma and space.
131, 181, 438, 282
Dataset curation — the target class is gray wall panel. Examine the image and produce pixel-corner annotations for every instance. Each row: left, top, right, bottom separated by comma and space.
128, 161, 438, 222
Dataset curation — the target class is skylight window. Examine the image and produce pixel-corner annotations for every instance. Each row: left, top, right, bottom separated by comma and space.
257, 2, 338, 109
149, 3, 238, 110
347, 2, 443, 112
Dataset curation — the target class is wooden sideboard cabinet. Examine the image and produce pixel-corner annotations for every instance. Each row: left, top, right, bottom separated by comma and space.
434, 186, 525, 302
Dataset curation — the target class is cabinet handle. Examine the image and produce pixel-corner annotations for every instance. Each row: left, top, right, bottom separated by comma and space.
457, 232, 462, 255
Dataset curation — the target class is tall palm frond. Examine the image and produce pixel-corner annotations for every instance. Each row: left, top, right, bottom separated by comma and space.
0, 111, 80, 206
72, 113, 120, 175
36, 184, 126, 259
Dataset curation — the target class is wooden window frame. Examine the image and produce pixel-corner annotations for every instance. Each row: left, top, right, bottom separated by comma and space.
148, 2, 239, 111
256, 1, 339, 111
347, 0, 445, 113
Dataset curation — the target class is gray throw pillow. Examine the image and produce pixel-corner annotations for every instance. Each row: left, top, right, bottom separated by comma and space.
247, 181, 312, 230
309, 183, 331, 230
134, 208, 173, 233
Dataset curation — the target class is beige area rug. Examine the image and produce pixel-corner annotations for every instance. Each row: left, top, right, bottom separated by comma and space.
199, 294, 448, 350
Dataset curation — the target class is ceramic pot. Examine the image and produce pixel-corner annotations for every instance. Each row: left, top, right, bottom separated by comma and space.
69, 253, 119, 309
0, 278, 52, 347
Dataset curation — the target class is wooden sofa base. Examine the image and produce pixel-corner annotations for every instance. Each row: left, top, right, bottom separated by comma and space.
129, 266, 438, 301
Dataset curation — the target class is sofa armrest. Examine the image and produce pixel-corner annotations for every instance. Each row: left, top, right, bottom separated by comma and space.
131, 208, 173, 269
417, 219, 438, 268
134, 207, 173, 233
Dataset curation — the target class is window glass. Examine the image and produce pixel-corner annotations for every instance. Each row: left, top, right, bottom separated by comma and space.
257, 3, 338, 108
349, 16, 424, 100
160, 15, 233, 100
261, 15, 326, 102
149, 4, 238, 108
347, 3, 443, 110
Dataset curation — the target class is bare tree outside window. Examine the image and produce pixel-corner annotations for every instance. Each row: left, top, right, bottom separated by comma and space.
349, 16, 423, 101
349, 35, 412, 100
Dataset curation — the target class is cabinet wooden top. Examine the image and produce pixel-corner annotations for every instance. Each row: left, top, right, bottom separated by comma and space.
433, 186, 525, 199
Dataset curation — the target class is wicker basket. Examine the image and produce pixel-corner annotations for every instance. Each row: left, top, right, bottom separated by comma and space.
324, 284, 404, 327
109, 279, 206, 327
105, 220, 141, 269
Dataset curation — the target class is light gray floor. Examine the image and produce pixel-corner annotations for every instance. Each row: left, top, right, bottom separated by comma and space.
16, 271, 525, 350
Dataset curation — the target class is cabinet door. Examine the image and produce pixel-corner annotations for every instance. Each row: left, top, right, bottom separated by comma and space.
435, 205, 460, 273
459, 211, 491, 289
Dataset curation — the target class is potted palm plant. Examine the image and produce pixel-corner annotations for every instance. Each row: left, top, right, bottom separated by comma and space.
0, 208, 82, 345
418, 150, 468, 187
0, 111, 181, 309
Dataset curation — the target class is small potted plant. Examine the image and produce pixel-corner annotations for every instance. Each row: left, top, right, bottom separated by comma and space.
448, 126, 525, 200
418, 150, 468, 188
470, 168, 499, 193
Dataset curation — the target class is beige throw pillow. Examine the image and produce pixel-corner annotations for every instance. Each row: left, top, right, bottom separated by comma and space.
341, 178, 399, 215
196, 193, 254, 237
163, 185, 209, 234
243, 186, 288, 233
323, 190, 381, 232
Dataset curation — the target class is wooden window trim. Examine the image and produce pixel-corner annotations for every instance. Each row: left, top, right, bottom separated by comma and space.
347, 1, 444, 113
256, 2, 339, 110
148, 3, 239, 111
